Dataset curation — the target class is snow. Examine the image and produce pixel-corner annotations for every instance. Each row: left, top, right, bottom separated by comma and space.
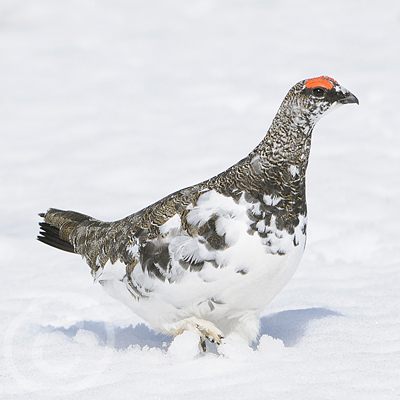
1, 0, 399, 399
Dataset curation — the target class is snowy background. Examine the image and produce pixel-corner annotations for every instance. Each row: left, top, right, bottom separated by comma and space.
1, 0, 400, 399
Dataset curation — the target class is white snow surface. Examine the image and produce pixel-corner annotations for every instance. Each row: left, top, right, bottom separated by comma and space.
1, 1, 400, 399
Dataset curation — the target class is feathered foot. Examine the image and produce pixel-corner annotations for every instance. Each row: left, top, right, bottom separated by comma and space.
172, 317, 224, 352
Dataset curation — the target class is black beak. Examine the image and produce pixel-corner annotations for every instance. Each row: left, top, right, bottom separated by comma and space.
338, 92, 359, 105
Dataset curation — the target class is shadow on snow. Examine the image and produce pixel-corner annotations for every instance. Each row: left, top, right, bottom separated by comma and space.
259, 307, 341, 347
44, 307, 341, 351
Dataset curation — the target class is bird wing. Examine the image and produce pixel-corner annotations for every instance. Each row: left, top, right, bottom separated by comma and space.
39, 182, 219, 274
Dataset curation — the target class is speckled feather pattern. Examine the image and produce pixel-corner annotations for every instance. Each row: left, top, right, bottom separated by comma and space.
39, 77, 358, 343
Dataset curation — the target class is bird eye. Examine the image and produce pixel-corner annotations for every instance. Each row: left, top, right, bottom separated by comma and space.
312, 87, 325, 97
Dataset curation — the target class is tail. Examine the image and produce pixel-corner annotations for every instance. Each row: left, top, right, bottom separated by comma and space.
38, 221, 75, 252
37, 209, 95, 253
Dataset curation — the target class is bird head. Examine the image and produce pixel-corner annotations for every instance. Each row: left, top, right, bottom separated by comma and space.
259, 76, 358, 166
282, 76, 359, 125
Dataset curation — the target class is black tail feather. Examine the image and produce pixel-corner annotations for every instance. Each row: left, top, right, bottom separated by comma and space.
37, 222, 76, 253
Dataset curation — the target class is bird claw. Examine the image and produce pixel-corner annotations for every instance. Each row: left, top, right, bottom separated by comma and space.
172, 317, 224, 352
199, 332, 224, 352
200, 338, 207, 353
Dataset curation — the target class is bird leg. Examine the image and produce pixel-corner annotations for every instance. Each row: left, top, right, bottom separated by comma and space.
172, 317, 224, 352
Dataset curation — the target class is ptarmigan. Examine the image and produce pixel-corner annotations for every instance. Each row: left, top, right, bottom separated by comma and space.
38, 76, 358, 351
